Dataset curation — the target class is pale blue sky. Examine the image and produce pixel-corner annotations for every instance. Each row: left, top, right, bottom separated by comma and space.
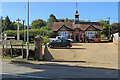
2, 2, 118, 25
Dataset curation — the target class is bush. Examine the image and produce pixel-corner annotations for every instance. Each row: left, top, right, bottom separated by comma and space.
101, 34, 108, 40
2, 26, 54, 44
41, 36, 50, 45
2, 30, 17, 36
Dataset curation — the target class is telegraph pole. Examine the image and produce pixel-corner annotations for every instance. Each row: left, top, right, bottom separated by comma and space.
16, 18, 21, 40
0, 16, 3, 39
23, 20, 25, 30
23, 20, 26, 44
1, 16, 4, 58
26, 0, 29, 60
108, 17, 111, 40
24, 6, 26, 44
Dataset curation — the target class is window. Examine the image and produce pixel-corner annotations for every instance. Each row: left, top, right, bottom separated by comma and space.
60, 32, 69, 38
85, 32, 96, 39
60, 32, 65, 37
58, 37, 61, 39
62, 40, 66, 43
56, 40, 61, 43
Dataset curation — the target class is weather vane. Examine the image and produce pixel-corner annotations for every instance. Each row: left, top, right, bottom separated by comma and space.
76, 3, 78, 11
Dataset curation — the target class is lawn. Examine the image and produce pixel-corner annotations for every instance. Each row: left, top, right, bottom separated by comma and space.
29, 43, 44, 46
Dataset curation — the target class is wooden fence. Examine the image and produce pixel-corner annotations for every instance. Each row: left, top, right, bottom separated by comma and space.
2, 40, 25, 58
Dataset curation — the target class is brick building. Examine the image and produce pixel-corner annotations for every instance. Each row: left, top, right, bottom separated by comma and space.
52, 9, 103, 42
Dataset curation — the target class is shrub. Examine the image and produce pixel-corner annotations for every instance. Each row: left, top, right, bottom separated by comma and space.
2, 26, 54, 44
41, 36, 50, 45
101, 34, 107, 40
2, 30, 17, 36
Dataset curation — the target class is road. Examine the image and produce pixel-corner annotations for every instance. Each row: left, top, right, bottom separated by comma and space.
1, 62, 118, 79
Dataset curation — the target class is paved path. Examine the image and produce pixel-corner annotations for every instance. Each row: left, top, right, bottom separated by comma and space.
1, 62, 118, 78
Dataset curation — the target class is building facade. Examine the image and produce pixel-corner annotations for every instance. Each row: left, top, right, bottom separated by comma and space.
53, 10, 103, 42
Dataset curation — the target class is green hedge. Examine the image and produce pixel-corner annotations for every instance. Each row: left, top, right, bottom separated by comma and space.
2, 27, 57, 44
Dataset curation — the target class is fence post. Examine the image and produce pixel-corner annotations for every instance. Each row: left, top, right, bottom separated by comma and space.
10, 45, 13, 58
2, 44, 4, 58
10, 40, 13, 58
22, 42, 24, 59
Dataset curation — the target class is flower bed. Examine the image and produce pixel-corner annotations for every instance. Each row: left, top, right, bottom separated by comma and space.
93, 38, 101, 43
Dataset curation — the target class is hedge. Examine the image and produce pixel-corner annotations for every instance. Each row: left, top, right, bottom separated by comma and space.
2, 27, 57, 44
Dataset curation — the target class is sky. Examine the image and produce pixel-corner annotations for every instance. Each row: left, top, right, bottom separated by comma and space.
1, 2, 118, 25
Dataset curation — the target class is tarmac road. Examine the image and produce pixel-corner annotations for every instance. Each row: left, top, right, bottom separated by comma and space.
1, 62, 118, 79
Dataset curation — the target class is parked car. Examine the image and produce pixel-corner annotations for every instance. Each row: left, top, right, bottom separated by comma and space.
48, 39, 72, 49
49, 36, 73, 42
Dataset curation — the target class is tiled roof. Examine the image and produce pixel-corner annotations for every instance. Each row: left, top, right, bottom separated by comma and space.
53, 22, 74, 31
53, 22, 103, 31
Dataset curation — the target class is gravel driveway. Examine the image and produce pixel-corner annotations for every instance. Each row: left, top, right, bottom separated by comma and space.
47, 43, 118, 69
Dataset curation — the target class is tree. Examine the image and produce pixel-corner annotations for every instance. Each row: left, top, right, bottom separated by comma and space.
0, 16, 3, 33
31, 19, 46, 29
47, 14, 58, 28
9, 21, 23, 30
2, 16, 12, 31
10, 22, 17, 30
111, 23, 118, 34
79, 20, 85, 22
98, 20, 109, 39
68, 19, 74, 22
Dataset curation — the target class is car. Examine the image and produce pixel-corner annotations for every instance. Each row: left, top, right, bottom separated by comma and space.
48, 39, 72, 49
49, 36, 73, 42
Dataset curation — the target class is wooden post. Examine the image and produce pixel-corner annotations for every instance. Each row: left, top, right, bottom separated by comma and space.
108, 17, 111, 40
10, 45, 12, 58
74, 32, 76, 42
79, 32, 80, 42
22, 45, 24, 59
2, 45, 4, 58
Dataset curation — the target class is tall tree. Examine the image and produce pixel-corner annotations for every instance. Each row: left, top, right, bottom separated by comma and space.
2, 16, 12, 31
0, 16, 3, 33
98, 20, 109, 38
31, 19, 46, 29
111, 23, 118, 34
47, 14, 58, 28
11, 22, 17, 30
